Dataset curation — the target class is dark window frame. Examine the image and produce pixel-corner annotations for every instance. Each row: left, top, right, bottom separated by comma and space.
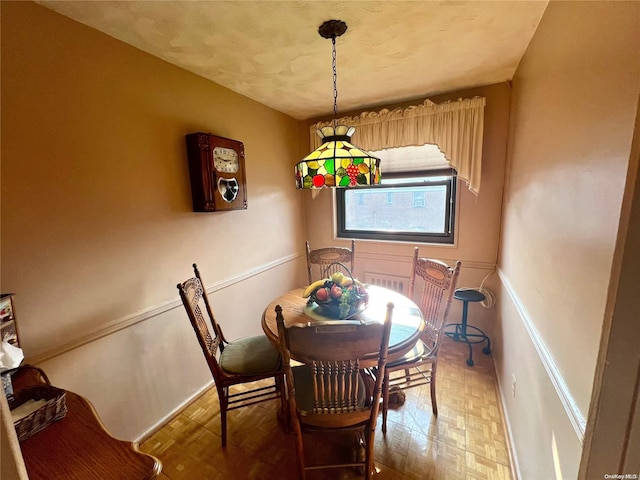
336, 168, 457, 244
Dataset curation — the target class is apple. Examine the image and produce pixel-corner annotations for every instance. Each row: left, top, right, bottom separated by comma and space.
315, 288, 329, 302
329, 284, 343, 299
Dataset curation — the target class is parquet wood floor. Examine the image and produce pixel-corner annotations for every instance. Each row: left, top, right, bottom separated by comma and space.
140, 337, 513, 479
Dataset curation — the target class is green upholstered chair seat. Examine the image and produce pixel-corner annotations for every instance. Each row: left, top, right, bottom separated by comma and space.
292, 365, 367, 413
220, 335, 281, 375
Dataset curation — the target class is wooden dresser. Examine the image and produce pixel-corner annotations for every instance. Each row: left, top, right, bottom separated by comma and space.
11, 366, 161, 480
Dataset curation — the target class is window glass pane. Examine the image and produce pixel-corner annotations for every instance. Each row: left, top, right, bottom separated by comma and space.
335, 167, 456, 244
344, 185, 447, 234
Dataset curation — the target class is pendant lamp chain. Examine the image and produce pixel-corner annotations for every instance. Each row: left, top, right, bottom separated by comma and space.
332, 36, 338, 128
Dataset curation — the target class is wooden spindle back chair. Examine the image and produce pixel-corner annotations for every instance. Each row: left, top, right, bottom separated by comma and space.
276, 302, 393, 479
177, 263, 287, 447
381, 248, 460, 433
305, 240, 355, 284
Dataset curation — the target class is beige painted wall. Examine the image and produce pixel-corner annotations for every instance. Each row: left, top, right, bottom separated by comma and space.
496, 1, 640, 479
580, 94, 640, 479
1, 2, 307, 439
303, 83, 510, 337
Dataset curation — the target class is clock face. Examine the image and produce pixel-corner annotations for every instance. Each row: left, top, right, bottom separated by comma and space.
213, 146, 239, 173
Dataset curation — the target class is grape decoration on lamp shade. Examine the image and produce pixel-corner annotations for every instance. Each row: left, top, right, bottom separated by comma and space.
295, 125, 381, 189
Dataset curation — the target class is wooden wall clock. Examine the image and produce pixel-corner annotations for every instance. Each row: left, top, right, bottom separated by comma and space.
185, 132, 248, 212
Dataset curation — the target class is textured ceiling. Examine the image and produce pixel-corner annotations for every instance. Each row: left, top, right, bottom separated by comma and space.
37, 1, 548, 120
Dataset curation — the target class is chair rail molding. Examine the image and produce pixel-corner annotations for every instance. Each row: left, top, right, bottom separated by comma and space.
27, 253, 303, 364
357, 251, 495, 271
497, 268, 586, 442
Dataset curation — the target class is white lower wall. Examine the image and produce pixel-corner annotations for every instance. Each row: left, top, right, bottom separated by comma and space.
33, 255, 307, 441
494, 271, 583, 480
357, 250, 498, 337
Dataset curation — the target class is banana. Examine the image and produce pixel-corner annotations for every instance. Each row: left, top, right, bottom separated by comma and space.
339, 277, 354, 287
341, 277, 367, 288
303, 272, 364, 298
302, 279, 328, 298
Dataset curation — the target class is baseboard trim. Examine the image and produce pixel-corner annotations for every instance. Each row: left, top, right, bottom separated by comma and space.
497, 269, 586, 442
493, 358, 523, 480
134, 380, 215, 444
28, 253, 302, 364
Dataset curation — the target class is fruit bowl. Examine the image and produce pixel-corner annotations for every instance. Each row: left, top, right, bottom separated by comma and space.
303, 270, 369, 320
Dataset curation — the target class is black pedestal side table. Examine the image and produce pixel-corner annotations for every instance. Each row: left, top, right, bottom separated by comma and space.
445, 288, 491, 366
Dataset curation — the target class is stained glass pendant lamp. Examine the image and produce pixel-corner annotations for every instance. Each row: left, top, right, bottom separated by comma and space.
295, 20, 381, 189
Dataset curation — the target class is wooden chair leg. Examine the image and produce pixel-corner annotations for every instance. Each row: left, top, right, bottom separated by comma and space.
292, 419, 305, 480
218, 390, 228, 447
276, 374, 289, 431
364, 431, 374, 480
354, 433, 365, 475
430, 363, 438, 415
220, 406, 228, 447
382, 371, 390, 434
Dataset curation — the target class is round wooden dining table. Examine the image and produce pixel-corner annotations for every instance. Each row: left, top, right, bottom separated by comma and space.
262, 285, 424, 363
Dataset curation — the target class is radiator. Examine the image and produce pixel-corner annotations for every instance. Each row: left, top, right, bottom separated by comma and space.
363, 272, 409, 294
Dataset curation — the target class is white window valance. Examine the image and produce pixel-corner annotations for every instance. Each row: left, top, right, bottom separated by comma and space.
309, 97, 486, 195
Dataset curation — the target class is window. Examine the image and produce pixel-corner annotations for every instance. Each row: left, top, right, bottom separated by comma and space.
336, 168, 456, 244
